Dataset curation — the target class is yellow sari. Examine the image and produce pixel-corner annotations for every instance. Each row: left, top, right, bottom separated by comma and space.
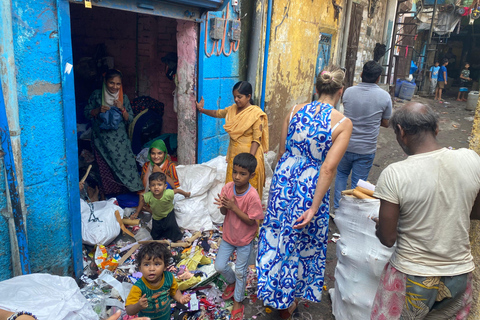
217, 104, 269, 197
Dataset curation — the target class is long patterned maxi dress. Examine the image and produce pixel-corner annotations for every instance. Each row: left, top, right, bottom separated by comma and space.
257, 101, 333, 309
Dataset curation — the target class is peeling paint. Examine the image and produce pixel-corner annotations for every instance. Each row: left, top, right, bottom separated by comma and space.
27, 81, 60, 96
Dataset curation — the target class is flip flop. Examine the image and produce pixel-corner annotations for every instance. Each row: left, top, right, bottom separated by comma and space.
221, 283, 235, 300
231, 305, 245, 320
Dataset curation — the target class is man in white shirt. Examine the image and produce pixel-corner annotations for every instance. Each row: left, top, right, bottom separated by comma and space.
371, 102, 480, 319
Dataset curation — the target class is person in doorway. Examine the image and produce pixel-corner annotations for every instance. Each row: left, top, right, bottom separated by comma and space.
84, 69, 143, 195
257, 65, 352, 319
457, 62, 472, 102
429, 61, 440, 96
214, 153, 264, 320
371, 102, 480, 319
132, 172, 189, 241
435, 58, 448, 102
195, 81, 269, 198
333, 60, 392, 211
125, 243, 190, 319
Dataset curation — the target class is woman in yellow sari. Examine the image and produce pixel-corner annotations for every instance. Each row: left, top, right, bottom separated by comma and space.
196, 81, 269, 197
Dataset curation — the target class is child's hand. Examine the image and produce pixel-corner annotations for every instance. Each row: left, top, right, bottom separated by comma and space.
195, 97, 205, 112
221, 196, 237, 211
179, 293, 191, 305
130, 212, 138, 219
185, 192, 191, 198
214, 193, 224, 208
138, 294, 149, 310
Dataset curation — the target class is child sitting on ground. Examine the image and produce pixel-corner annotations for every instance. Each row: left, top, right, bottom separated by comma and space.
457, 62, 472, 102
125, 243, 191, 319
131, 172, 188, 241
141, 139, 181, 191
214, 153, 264, 320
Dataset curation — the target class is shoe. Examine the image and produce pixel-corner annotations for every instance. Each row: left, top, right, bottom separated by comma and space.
279, 299, 299, 319
222, 283, 235, 300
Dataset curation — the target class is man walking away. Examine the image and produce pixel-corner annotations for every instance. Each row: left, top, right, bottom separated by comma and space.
371, 102, 480, 319
333, 60, 392, 210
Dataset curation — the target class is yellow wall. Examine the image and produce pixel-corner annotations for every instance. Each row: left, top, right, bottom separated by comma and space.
262, 0, 344, 152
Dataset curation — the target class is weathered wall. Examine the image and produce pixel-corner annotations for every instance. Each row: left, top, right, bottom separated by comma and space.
0, 158, 12, 280
176, 21, 197, 164
264, 0, 344, 153
353, 0, 388, 85
8, 0, 73, 275
70, 5, 178, 134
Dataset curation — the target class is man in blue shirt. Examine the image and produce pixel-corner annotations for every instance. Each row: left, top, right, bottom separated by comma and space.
333, 61, 392, 210
435, 58, 448, 102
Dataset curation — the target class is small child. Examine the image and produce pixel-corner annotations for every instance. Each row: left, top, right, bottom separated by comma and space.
141, 139, 181, 191
429, 61, 440, 96
214, 153, 264, 320
125, 243, 191, 319
457, 62, 472, 102
131, 172, 188, 241
435, 58, 449, 102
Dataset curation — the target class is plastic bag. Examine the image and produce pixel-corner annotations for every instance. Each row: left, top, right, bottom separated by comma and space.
81, 198, 124, 246
330, 196, 395, 320
0, 273, 99, 320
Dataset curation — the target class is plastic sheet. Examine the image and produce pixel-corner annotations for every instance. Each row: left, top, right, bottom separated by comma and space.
330, 196, 395, 320
81, 198, 124, 246
0, 273, 99, 320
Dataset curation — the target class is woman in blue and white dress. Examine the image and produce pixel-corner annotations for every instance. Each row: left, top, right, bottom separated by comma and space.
257, 65, 352, 318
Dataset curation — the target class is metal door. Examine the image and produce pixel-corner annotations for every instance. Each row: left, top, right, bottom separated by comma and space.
345, 3, 363, 88
314, 33, 332, 85
197, 2, 240, 163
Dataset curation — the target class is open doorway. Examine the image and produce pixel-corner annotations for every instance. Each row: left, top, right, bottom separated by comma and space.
70, 3, 197, 197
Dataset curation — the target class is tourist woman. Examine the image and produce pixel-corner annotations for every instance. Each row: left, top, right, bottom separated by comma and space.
256, 66, 352, 318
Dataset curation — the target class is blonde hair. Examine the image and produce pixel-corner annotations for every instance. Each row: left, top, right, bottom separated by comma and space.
315, 65, 345, 96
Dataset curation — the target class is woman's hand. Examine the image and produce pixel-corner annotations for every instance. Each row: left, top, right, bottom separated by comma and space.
152, 165, 163, 173
114, 99, 124, 111
195, 97, 205, 113
293, 208, 317, 229
100, 105, 110, 113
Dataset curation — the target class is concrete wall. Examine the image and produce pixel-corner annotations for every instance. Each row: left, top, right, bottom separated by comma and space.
352, 0, 388, 85
1, 0, 75, 276
0, 158, 12, 280
263, 0, 344, 153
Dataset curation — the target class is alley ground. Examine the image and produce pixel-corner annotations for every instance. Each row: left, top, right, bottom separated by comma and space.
243, 93, 476, 320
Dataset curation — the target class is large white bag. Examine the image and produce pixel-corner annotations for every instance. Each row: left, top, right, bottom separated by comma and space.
330, 196, 395, 320
0, 273, 98, 320
81, 198, 124, 246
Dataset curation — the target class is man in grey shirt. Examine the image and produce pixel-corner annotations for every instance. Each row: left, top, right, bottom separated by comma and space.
333, 61, 392, 209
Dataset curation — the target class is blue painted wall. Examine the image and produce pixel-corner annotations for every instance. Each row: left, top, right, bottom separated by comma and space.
198, 3, 240, 163
8, 0, 74, 275
0, 157, 12, 280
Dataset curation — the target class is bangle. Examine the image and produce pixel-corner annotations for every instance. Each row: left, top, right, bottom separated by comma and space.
122, 108, 127, 114
7, 312, 38, 320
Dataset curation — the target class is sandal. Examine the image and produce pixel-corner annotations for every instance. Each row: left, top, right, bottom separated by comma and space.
221, 283, 235, 300
231, 305, 245, 320
279, 299, 299, 319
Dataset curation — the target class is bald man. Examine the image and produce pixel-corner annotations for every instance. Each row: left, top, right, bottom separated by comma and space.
371, 102, 480, 319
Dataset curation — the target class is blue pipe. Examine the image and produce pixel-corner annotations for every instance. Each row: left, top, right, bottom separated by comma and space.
0, 78, 30, 275
260, 0, 273, 110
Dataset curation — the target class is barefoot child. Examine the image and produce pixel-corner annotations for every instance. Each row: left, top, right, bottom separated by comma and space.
131, 172, 189, 241
214, 153, 264, 320
141, 139, 181, 191
457, 62, 472, 102
126, 243, 191, 319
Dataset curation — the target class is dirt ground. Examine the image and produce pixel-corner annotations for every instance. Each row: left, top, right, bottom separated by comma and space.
244, 93, 476, 320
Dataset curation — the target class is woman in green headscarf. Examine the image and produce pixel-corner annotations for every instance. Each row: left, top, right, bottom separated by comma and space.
140, 139, 180, 192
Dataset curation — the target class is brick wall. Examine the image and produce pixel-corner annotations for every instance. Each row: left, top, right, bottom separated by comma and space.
70, 4, 178, 133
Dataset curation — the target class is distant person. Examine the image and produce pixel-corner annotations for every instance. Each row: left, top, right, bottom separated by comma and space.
435, 58, 448, 102
457, 62, 472, 102
429, 61, 440, 96
371, 102, 480, 319
131, 172, 189, 240
333, 61, 392, 210
126, 243, 190, 319
214, 153, 264, 320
